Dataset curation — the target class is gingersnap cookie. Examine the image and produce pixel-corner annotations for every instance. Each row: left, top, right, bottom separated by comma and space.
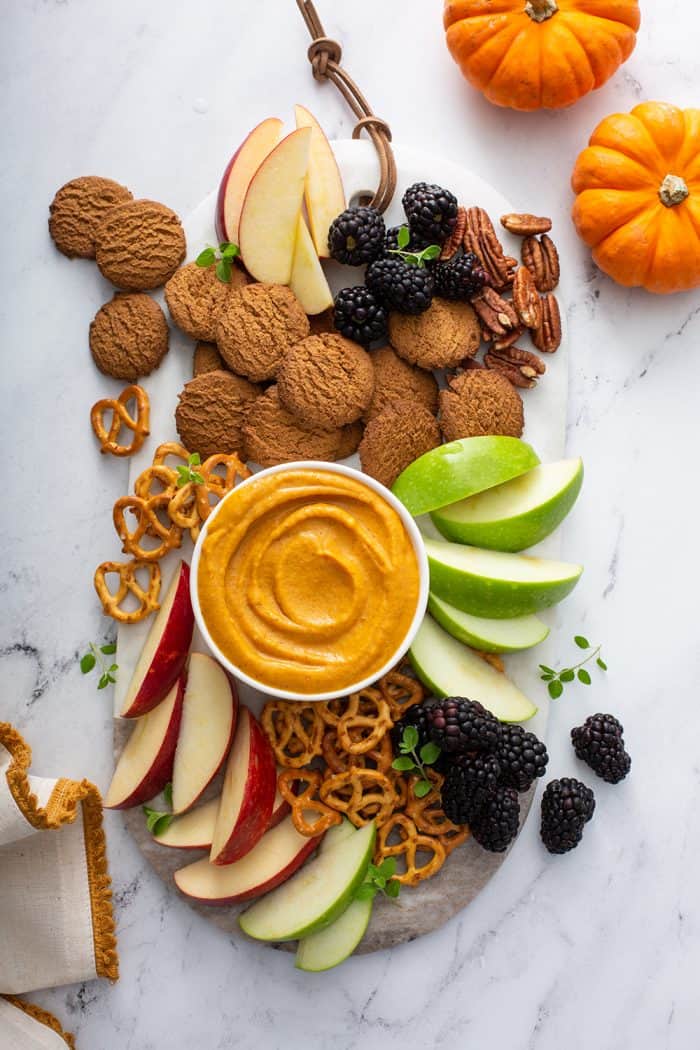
359, 399, 441, 489
165, 261, 249, 342
216, 283, 309, 382
49, 176, 133, 259
364, 345, 439, 422
89, 293, 169, 380
439, 370, 524, 442
193, 342, 228, 377
93, 199, 186, 290
389, 298, 481, 370
335, 420, 364, 460
277, 333, 374, 429
175, 370, 261, 459
242, 387, 347, 468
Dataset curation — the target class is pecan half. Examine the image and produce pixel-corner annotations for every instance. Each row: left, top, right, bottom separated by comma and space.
522, 234, 560, 292
471, 286, 519, 338
484, 345, 546, 389
440, 205, 467, 260
512, 266, 542, 329
463, 207, 516, 290
492, 325, 525, 350
531, 294, 562, 353
500, 213, 552, 237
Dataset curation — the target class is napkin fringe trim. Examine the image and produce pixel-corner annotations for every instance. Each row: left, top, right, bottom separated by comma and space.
1, 995, 76, 1049
0, 723, 119, 982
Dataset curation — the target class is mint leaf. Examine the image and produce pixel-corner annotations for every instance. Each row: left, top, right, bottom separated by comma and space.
539, 665, 555, 675
98, 673, 110, 690
100, 643, 117, 655
355, 882, 377, 902
196, 247, 216, 267
578, 668, 591, 685
216, 258, 232, 283
163, 782, 173, 808
221, 243, 240, 260
377, 857, 396, 879
421, 244, 440, 262
384, 879, 401, 899
402, 725, 419, 751
392, 755, 415, 772
560, 668, 575, 683
190, 470, 205, 485
189, 453, 201, 466
548, 679, 563, 700
397, 225, 410, 249
80, 652, 96, 674
574, 635, 590, 650
419, 742, 441, 766
597, 657, 608, 671
414, 779, 432, 799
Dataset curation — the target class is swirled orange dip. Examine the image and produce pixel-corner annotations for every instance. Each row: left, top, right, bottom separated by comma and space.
197, 468, 420, 693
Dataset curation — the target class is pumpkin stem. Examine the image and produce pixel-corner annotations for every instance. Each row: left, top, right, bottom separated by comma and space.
525, 0, 558, 22
659, 174, 689, 208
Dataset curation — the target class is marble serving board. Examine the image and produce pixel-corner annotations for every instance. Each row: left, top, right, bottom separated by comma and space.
113, 139, 569, 952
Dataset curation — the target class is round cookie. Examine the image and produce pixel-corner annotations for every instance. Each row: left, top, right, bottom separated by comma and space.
192, 342, 228, 377
176, 370, 261, 459
165, 261, 249, 341
242, 387, 347, 468
277, 333, 374, 429
439, 370, 524, 442
389, 298, 481, 370
359, 399, 441, 489
49, 176, 133, 259
335, 420, 364, 460
364, 345, 439, 422
93, 199, 186, 290
216, 283, 309, 382
89, 293, 169, 380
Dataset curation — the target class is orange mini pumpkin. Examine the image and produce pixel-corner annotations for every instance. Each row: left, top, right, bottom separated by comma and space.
443, 0, 640, 111
572, 102, 700, 295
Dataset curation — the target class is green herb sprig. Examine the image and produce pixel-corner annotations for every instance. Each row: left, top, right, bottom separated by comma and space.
195, 242, 240, 283
79, 642, 118, 690
176, 452, 204, 487
355, 858, 401, 901
143, 783, 174, 836
391, 725, 441, 798
388, 225, 441, 268
540, 635, 608, 699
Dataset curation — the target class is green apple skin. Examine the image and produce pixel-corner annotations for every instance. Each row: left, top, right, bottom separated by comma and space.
319, 818, 355, 854
428, 593, 549, 653
409, 614, 537, 722
431, 459, 584, 551
391, 436, 540, 517
238, 822, 376, 943
295, 896, 373, 972
425, 538, 582, 619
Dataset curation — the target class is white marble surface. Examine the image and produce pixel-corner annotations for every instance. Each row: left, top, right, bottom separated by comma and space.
2, 1, 699, 1047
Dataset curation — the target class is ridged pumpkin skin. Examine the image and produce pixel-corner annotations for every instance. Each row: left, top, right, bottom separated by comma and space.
443, 0, 640, 111
572, 102, 700, 294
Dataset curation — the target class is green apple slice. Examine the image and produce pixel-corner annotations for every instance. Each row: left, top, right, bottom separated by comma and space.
239, 822, 376, 942
425, 537, 582, 618
428, 593, 549, 653
409, 614, 537, 722
295, 896, 373, 972
432, 458, 583, 551
319, 817, 356, 854
391, 436, 540, 517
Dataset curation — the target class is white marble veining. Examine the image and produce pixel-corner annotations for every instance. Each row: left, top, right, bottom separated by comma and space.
2, 1, 700, 1047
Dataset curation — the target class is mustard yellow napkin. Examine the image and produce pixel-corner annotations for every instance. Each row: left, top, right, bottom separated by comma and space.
0, 724, 118, 1047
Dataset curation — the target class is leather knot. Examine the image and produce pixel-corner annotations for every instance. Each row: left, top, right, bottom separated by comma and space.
352, 116, 393, 142
308, 36, 342, 79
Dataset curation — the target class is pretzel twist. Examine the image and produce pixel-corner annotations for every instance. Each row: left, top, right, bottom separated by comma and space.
336, 688, 393, 754
261, 700, 325, 768
374, 813, 446, 886
320, 768, 397, 828
277, 768, 342, 837
113, 493, 182, 561
379, 666, 426, 720
94, 559, 161, 623
90, 384, 150, 457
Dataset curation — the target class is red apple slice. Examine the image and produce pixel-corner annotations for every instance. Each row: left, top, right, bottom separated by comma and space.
238, 126, 311, 284
294, 104, 345, 257
175, 815, 321, 904
290, 214, 334, 315
268, 775, 290, 831
154, 796, 219, 850
210, 706, 276, 865
171, 653, 238, 814
105, 675, 185, 810
120, 561, 194, 719
215, 117, 284, 245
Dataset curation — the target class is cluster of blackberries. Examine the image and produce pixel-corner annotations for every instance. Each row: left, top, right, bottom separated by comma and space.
329, 181, 485, 346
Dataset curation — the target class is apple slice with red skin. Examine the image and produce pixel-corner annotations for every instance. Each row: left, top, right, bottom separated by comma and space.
215, 117, 283, 245
268, 778, 290, 831
209, 706, 276, 865
175, 814, 321, 904
105, 675, 185, 810
120, 561, 194, 719
153, 796, 219, 849
238, 126, 311, 285
171, 653, 238, 814
294, 104, 345, 257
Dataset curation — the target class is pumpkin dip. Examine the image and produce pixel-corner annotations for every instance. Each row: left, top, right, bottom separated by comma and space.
196, 468, 421, 693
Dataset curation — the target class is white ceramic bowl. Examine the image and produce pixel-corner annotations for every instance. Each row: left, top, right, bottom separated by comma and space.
190, 460, 429, 702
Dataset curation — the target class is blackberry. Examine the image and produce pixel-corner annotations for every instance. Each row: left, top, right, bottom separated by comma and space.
433, 252, 489, 301
442, 753, 501, 825
571, 713, 631, 784
402, 182, 458, 245
497, 724, 549, 793
328, 206, 386, 266
540, 777, 595, 854
365, 257, 434, 315
391, 703, 432, 755
470, 785, 520, 852
426, 697, 502, 755
384, 224, 432, 255
333, 286, 387, 346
